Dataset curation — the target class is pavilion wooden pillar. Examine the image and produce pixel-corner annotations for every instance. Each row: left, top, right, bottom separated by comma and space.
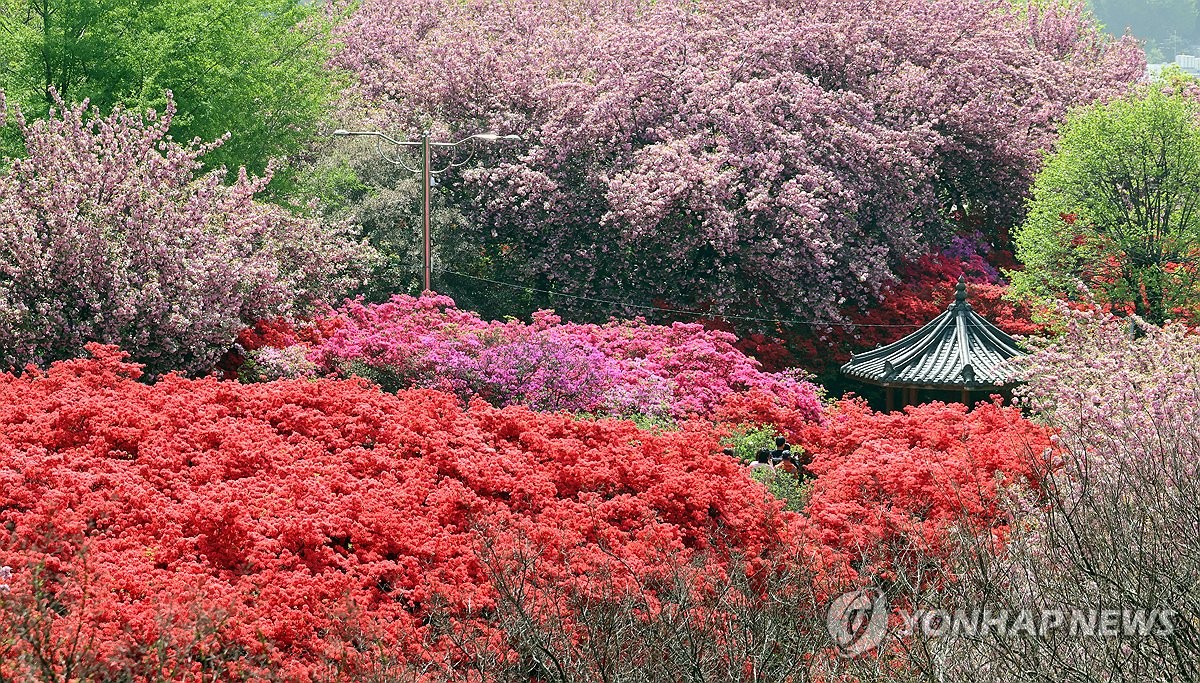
885, 387, 895, 412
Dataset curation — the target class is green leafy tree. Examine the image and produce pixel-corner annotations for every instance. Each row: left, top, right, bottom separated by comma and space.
1012, 79, 1200, 323
298, 134, 543, 316
0, 0, 336, 175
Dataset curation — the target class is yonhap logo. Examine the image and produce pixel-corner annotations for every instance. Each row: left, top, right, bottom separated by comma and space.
826, 589, 889, 657
824, 588, 1179, 658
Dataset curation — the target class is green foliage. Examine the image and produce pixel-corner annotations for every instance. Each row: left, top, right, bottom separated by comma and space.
0, 0, 337, 177
337, 359, 412, 394
722, 425, 780, 464
1012, 77, 1200, 323
748, 467, 812, 512
571, 411, 679, 433
767, 470, 813, 513
624, 412, 679, 433
297, 134, 544, 315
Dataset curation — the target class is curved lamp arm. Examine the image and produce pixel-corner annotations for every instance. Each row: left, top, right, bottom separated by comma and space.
433, 133, 524, 147
332, 129, 424, 146
334, 129, 522, 174
430, 133, 523, 174
375, 140, 422, 173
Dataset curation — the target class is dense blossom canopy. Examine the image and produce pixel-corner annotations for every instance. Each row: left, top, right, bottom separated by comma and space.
1017, 307, 1200, 465
0, 96, 371, 375
334, 0, 1143, 320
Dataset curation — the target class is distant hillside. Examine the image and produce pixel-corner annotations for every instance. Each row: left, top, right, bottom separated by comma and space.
1090, 0, 1197, 61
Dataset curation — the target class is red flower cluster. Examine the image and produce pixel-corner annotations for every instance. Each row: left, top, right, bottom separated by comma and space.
237, 316, 334, 352
0, 344, 1053, 678
789, 250, 1048, 373
0, 345, 794, 679
793, 399, 1053, 575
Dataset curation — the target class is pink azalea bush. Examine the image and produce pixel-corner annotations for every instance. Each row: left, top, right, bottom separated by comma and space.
0, 94, 372, 376
246, 293, 823, 421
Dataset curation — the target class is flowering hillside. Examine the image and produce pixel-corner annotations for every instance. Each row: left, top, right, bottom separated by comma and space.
0, 0, 1194, 677
0, 341, 1062, 680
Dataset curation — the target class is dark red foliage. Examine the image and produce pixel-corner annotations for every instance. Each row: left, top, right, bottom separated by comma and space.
237, 316, 334, 352
788, 251, 1049, 373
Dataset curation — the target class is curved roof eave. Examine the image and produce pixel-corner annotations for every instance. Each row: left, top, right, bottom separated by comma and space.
840, 276, 1026, 389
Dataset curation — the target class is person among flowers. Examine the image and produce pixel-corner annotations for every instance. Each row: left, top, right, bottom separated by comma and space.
774, 435, 802, 466
776, 450, 799, 476
792, 447, 814, 479
749, 448, 775, 481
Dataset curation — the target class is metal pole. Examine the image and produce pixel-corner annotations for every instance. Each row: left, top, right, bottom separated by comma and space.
332, 128, 521, 294
422, 131, 432, 293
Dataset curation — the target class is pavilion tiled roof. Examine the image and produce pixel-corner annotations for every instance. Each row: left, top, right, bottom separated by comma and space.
840, 276, 1025, 390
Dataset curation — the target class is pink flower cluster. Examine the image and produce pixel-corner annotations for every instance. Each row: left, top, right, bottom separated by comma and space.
0, 94, 372, 376
250, 294, 823, 421
1016, 307, 1200, 490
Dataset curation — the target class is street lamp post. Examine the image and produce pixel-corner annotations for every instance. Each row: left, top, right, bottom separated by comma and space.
333, 129, 520, 292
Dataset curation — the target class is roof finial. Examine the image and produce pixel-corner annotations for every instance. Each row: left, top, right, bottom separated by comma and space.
955, 275, 968, 304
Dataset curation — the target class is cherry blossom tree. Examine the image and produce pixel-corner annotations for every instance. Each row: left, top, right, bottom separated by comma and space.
0, 95, 373, 376
332, 0, 1144, 321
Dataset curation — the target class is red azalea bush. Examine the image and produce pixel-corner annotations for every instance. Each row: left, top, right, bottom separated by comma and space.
714, 389, 1053, 578
241, 293, 823, 422
842, 257, 1046, 350
792, 398, 1053, 577
0, 344, 1055, 679
0, 345, 799, 679
686, 383, 1053, 585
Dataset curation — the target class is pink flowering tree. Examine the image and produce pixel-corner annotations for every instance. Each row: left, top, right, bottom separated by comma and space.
889, 311, 1200, 680
0, 94, 374, 376
332, 0, 1143, 321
